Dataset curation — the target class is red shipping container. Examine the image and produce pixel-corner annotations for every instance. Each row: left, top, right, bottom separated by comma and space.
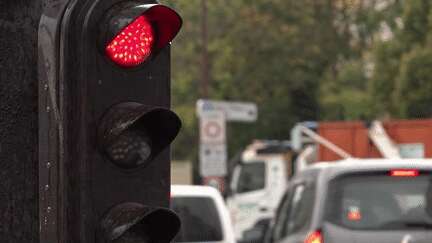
317, 119, 432, 161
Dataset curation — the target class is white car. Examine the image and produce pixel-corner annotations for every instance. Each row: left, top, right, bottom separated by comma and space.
267, 159, 432, 243
171, 185, 236, 243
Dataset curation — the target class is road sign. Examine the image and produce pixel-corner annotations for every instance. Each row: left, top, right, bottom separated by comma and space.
199, 144, 227, 176
200, 110, 226, 144
197, 100, 257, 179
197, 99, 257, 122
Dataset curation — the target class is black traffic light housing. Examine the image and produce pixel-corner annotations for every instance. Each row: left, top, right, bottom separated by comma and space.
38, 0, 182, 242
100, 203, 180, 242
98, 102, 181, 169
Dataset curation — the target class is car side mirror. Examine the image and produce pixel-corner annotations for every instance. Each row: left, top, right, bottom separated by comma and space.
241, 218, 272, 243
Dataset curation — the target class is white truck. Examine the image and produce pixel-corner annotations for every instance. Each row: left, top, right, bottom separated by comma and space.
226, 141, 294, 241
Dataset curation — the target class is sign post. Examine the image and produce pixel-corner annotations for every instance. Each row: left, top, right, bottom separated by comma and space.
197, 100, 257, 193
199, 110, 227, 177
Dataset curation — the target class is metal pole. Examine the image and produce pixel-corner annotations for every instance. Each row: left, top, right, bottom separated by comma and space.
201, 0, 209, 98
299, 125, 353, 159
368, 121, 401, 159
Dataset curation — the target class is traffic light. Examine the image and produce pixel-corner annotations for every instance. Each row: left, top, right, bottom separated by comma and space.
100, 202, 180, 243
38, 0, 182, 242
98, 102, 181, 169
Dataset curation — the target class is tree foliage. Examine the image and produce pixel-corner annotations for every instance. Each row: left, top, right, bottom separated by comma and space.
371, 0, 432, 118
163, 0, 432, 160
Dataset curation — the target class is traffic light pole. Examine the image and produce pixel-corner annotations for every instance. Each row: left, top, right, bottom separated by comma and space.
201, 0, 209, 98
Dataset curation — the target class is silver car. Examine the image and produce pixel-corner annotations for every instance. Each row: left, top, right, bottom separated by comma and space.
266, 159, 432, 243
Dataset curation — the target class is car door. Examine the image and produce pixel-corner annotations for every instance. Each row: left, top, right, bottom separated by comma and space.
268, 189, 291, 243
228, 161, 267, 238
272, 181, 316, 243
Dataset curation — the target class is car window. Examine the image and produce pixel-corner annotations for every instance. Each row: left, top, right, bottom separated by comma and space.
281, 183, 316, 236
237, 162, 266, 193
271, 192, 291, 241
269, 182, 316, 241
171, 196, 223, 242
325, 172, 432, 230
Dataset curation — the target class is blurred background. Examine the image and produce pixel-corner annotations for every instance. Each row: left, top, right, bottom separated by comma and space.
163, 0, 432, 188
164, 0, 432, 162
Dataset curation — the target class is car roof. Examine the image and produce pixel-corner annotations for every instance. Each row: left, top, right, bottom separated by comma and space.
294, 158, 432, 181
170, 185, 236, 243
308, 158, 432, 171
171, 185, 222, 197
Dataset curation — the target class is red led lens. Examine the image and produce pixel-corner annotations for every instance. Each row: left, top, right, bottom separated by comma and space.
304, 231, 323, 243
390, 169, 419, 177
347, 210, 362, 221
106, 15, 154, 67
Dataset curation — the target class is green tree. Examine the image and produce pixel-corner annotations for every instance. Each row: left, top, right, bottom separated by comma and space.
318, 0, 405, 120
370, 0, 432, 118
319, 60, 373, 120
164, 0, 432, 161
394, 47, 432, 118
165, 0, 337, 159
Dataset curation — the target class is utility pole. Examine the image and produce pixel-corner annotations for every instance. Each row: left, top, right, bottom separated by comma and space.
0, 0, 42, 241
201, 0, 209, 98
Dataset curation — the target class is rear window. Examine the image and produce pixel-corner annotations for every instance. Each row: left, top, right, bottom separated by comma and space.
325, 171, 432, 230
237, 162, 265, 193
171, 196, 223, 242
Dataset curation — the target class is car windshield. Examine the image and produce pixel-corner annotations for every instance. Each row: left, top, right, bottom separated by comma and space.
236, 162, 265, 193
171, 196, 223, 242
325, 171, 432, 230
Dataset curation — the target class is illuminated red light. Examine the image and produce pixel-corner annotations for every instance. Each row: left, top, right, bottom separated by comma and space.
106, 15, 154, 67
390, 169, 419, 177
347, 211, 362, 221
305, 231, 323, 243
